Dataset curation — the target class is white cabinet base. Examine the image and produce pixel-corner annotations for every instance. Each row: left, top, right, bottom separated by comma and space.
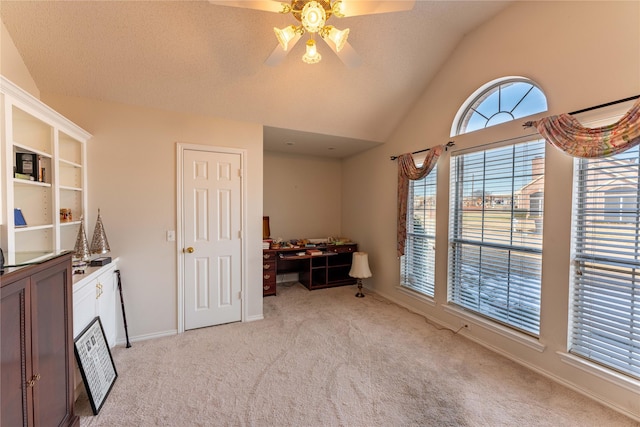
72, 258, 119, 396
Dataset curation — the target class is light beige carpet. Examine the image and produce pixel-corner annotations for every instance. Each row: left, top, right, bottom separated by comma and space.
77, 282, 638, 426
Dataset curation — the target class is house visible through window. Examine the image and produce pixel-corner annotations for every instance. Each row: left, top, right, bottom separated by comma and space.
449, 140, 546, 335
401, 166, 437, 297
443, 77, 548, 335
571, 146, 640, 380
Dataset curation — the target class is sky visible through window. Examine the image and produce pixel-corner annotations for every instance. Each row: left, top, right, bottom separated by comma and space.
459, 80, 547, 135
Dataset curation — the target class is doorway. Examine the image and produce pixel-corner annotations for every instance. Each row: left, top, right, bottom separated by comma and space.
177, 143, 245, 331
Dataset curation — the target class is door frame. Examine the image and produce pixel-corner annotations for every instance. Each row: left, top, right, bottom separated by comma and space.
176, 143, 247, 334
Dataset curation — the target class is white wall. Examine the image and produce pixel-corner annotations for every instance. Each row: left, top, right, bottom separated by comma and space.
41, 94, 264, 340
343, 0, 640, 420
264, 151, 342, 241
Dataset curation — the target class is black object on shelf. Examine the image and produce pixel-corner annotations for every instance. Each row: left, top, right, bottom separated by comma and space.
16, 152, 38, 181
90, 257, 112, 267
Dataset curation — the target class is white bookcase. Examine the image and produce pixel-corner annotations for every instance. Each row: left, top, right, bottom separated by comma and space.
1, 77, 91, 265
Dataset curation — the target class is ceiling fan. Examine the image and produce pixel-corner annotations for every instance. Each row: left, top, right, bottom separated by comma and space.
208, 0, 416, 68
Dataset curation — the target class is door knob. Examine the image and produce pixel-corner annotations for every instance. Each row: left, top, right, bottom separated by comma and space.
185, 247, 194, 253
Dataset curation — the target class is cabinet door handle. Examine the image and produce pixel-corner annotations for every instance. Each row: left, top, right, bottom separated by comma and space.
263, 254, 271, 259
26, 374, 40, 388
96, 282, 103, 299
263, 285, 271, 290
263, 264, 270, 270
263, 274, 271, 280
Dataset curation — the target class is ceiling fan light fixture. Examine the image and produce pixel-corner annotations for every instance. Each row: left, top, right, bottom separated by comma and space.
301, 1, 326, 33
302, 38, 322, 64
331, 1, 345, 18
274, 25, 298, 50
321, 25, 349, 52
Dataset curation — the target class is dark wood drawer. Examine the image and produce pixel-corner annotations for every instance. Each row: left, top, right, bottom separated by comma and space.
262, 261, 276, 273
263, 251, 277, 261
263, 273, 276, 296
327, 244, 357, 254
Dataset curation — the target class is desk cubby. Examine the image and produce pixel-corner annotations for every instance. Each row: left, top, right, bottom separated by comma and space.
262, 244, 357, 295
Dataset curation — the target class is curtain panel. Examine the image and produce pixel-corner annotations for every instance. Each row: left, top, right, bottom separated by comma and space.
525, 98, 640, 158
397, 145, 444, 257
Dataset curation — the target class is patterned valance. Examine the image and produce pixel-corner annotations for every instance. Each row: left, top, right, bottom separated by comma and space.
524, 98, 640, 158
397, 145, 444, 257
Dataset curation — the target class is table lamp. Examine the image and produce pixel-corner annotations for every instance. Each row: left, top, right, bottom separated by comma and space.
349, 252, 372, 298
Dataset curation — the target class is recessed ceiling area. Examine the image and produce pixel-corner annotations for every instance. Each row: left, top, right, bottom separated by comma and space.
264, 126, 382, 158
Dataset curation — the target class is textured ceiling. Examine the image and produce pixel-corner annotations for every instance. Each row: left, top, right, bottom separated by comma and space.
0, 0, 510, 158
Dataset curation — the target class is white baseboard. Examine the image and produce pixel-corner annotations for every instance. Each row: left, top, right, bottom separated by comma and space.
245, 314, 264, 322
116, 329, 177, 346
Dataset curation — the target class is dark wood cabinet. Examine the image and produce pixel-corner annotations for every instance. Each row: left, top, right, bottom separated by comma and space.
262, 251, 277, 296
262, 244, 357, 295
1, 252, 78, 427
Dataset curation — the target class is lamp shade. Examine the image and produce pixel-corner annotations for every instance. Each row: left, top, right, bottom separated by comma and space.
302, 39, 321, 64
274, 25, 297, 50
349, 252, 372, 279
323, 26, 349, 52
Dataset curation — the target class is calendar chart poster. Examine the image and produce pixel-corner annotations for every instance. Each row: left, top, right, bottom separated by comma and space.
74, 317, 118, 415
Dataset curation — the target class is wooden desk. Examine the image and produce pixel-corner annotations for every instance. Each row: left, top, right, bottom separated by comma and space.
262, 244, 357, 296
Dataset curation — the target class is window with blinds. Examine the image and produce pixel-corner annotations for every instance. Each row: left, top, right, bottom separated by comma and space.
570, 145, 640, 379
449, 140, 545, 335
401, 167, 437, 296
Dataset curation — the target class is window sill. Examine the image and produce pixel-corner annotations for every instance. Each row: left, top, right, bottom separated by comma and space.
443, 305, 546, 353
396, 285, 436, 307
557, 351, 640, 393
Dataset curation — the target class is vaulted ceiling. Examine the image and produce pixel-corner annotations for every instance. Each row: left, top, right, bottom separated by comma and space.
0, 0, 510, 158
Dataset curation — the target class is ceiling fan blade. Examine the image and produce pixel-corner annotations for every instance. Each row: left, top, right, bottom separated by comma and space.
265, 34, 302, 66
337, 0, 415, 17
321, 38, 362, 69
208, 0, 284, 13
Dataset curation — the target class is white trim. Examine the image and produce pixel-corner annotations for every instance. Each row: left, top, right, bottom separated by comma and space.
443, 304, 546, 352
0, 76, 91, 142
116, 329, 177, 345
395, 285, 437, 307
557, 352, 640, 394
245, 314, 265, 322
176, 143, 247, 334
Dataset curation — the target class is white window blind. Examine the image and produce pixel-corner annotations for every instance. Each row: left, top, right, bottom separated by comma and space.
401, 167, 437, 296
571, 146, 640, 379
449, 140, 545, 335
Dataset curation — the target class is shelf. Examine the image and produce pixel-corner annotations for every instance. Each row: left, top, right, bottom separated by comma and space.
59, 158, 82, 168
2, 76, 91, 266
15, 224, 54, 232
13, 142, 53, 158
13, 178, 51, 188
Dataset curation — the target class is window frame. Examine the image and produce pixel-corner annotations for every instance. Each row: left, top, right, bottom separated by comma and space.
569, 109, 640, 381
400, 165, 437, 297
448, 138, 546, 336
451, 76, 548, 137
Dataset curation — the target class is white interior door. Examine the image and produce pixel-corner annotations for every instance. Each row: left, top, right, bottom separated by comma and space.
183, 149, 242, 330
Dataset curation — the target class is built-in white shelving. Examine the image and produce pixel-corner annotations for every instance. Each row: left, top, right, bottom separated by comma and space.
1, 76, 91, 265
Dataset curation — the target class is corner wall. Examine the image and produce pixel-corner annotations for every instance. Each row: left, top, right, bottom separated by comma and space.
263, 151, 342, 241
41, 94, 264, 340
343, 0, 640, 420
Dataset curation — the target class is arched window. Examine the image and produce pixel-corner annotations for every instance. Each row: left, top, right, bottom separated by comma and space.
451, 77, 547, 136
